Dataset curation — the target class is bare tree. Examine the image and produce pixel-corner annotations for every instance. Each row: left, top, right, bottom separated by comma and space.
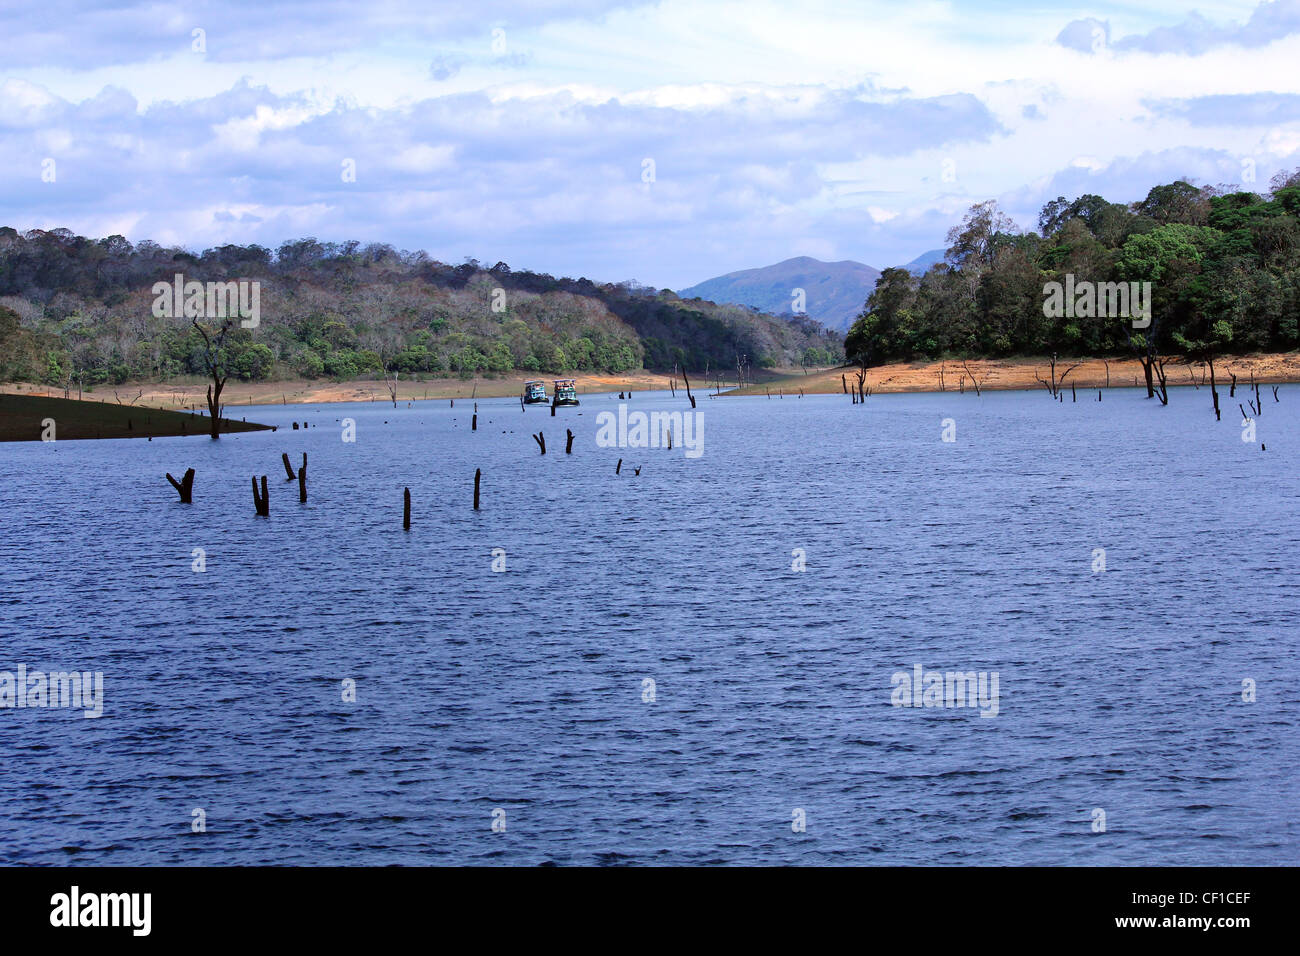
192, 317, 234, 439
382, 359, 399, 407
1034, 353, 1080, 398
1123, 315, 1166, 404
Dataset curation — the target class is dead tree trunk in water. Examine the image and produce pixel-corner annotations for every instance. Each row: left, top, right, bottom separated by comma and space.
251, 475, 269, 516
1124, 318, 1162, 400
473, 469, 481, 510
299, 453, 307, 502
403, 488, 411, 529
1034, 354, 1079, 398
565, 429, 574, 454
1139, 355, 1155, 398
1153, 357, 1169, 405
282, 453, 296, 481
681, 369, 696, 408
383, 364, 399, 408
1208, 356, 1221, 420
533, 432, 546, 454
166, 468, 195, 503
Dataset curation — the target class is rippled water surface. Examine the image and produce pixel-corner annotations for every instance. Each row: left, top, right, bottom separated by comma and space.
1, 387, 1297, 865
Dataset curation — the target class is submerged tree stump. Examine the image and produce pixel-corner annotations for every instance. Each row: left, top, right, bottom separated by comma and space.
299, 453, 307, 502
474, 468, 481, 510
565, 429, 574, 454
251, 475, 269, 516
533, 432, 546, 454
282, 452, 296, 481
403, 487, 411, 529
165, 468, 195, 503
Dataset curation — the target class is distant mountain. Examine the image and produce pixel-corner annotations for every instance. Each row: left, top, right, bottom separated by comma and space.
902, 249, 945, 276
677, 256, 881, 333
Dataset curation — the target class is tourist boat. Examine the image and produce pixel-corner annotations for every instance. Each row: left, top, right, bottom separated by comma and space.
553, 379, 580, 406
523, 380, 548, 404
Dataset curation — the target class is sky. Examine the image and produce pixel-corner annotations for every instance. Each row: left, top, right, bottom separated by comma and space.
2, 0, 1299, 288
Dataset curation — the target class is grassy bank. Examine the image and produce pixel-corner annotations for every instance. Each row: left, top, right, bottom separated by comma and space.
0, 393, 274, 442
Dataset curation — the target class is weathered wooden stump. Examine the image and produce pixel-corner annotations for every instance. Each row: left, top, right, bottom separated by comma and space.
299, 453, 307, 502
565, 429, 574, 454
616, 458, 622, 474
474, 469, 481, 510
472, 414, 477, 431
533, 432, 546, 454
282, 452, 296, 480
166, 468, 195, 503
251, 475, 269, 516
403, 487, 411, 529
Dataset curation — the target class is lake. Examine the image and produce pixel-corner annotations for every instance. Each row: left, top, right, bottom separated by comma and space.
1, 386, 1296, 865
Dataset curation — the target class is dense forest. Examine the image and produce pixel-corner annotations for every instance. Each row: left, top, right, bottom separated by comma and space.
846, 171, 1300, 377
0, 231, 842, 387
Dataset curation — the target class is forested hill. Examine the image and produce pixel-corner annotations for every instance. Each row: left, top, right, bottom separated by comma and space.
0, 230, 843, 387
846, 173, 1300, 367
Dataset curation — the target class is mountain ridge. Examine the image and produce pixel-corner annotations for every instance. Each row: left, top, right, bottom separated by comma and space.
677, 251, 944, 331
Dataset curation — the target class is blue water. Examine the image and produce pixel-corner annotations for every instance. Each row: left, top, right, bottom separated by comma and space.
1, 386, 1296, 865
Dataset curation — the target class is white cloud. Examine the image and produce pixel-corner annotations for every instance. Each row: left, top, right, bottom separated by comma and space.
1, 0, 1296, 285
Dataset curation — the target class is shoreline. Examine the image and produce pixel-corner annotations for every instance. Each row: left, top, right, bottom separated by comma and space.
2, 352, 1298, 412
728, 352, 1300, 397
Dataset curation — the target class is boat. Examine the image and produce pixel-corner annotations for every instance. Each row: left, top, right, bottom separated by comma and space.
553, 379, 580, 406
523, 380, 548, 404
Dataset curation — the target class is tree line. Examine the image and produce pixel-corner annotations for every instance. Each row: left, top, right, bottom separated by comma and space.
846, 169, 1300, 398
0, 231, 842, 388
